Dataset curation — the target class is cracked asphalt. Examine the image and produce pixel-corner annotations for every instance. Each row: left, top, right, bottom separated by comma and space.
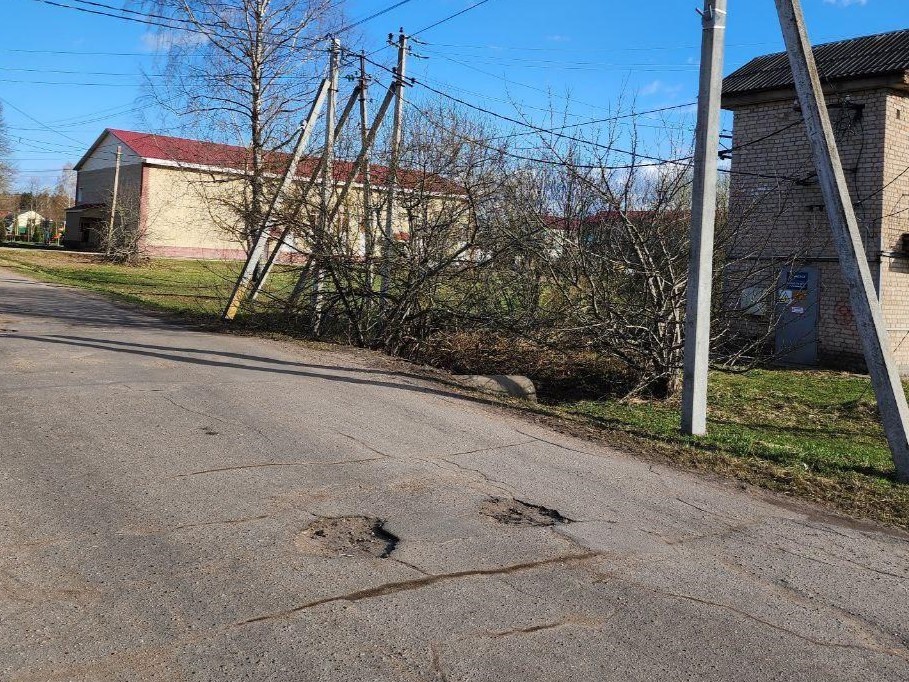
1, 270, 908, 681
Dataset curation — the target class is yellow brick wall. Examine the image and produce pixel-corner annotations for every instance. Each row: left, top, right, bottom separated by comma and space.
141, 165, 247, 254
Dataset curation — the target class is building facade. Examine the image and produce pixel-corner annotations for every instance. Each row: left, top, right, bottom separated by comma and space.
3, 211, 46, 239
723, 29, 909, 370
66, 129, 463, 260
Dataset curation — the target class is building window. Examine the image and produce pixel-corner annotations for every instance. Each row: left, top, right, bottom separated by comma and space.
740, 286, 769, 318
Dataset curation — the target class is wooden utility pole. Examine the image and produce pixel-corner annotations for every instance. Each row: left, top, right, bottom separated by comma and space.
309, 37, 341, 332
105, 145, 122, 256
380, 30, 409, 301
226, 38, 400, 320
680, 0, 727, 435
774, 0, 909, 482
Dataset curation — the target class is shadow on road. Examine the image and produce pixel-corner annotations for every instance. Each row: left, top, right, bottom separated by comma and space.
51, 335, 420, 378
0, 281, 175, 330
6, 333, 469, 402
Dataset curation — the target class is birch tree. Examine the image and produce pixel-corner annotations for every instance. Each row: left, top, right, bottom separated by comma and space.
144, 0, 342, 249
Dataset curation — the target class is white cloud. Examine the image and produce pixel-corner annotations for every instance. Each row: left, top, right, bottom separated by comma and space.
140, 30, 208, 52
823, 0, 868, 7
640, 80, 684, 98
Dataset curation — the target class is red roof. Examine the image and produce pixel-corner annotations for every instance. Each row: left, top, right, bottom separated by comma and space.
110, 129, 251, 170
102, 129, 463, 195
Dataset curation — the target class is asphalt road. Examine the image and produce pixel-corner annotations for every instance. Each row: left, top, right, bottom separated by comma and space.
1, 270, 908, 681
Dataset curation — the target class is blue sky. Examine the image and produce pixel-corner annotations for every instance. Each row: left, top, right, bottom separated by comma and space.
3, 0, 906, 189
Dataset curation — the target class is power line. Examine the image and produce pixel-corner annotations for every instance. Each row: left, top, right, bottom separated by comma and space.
28, 0, 417, 51
363, 53, 682, 164
855, 165, 909, 208
0, 78, 149, 87
404, 98, 688, 171
401, 67, 603, 119
0, 96, 85, 146
412, 0, 495, 37
405, 93, 819, 184
1, 47, 165, 56
68, 0, 199, 26
419, 39, 787, 54
424, 50, 700, 71
488, 104, 698, 141
344, 0, 416, 33
28, 0, 207, 34
420, 49, 618, 113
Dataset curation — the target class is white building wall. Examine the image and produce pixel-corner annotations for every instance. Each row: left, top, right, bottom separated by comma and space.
80, 131, 142, 172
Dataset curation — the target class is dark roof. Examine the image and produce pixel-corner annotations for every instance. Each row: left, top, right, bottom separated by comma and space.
723, 28, 909, 99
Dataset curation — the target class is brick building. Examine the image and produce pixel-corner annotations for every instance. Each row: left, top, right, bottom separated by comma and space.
723, 29, 909, 371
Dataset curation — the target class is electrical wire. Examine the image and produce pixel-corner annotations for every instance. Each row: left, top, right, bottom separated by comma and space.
419, 49, 619, 113
411, 0, 495, 37
362, 53, 684, 164
27, 0, 418, 51
404, 98, 688, 171
0, 95, 86, 145
28, 0, 208, 34
489, 103, 698, 141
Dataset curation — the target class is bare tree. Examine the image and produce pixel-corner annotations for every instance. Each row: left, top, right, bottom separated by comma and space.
143, 0, 343, 249
0, 103, 13, 198
55, 165, 76, 205
269, 103, 510, 350
99, 185, 147, 264
228, 92, 802, 400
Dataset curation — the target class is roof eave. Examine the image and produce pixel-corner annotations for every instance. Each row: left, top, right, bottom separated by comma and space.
73, 128, 127, 171
722, 70, 909, 109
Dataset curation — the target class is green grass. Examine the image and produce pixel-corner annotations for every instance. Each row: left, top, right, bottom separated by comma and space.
2, 247, 907, 529
559, 369, 909, 528
569, 370, 888, 478
0, 247, 242, 320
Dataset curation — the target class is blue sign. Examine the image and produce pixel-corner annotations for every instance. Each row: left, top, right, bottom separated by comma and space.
787, 272, 810, 290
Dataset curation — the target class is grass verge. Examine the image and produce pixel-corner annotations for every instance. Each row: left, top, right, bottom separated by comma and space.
0, 247, 240, 322
2, 248, 907, 530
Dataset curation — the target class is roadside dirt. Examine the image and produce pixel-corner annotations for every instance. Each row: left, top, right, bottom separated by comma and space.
295, 516, 399, 558
480, 497, 572, 527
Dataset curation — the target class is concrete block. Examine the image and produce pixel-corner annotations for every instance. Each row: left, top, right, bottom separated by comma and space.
454, 374, 538, 401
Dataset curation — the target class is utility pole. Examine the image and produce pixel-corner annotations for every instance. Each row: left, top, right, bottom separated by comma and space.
680, 0, 727, 436
106, 144, 122, 256
251, 79, 361, 307
380, 29, 409, 301
360, 52, 374, 282
221, 77, 331, 321
310, 37, 341, 333
774, 0, 909, 482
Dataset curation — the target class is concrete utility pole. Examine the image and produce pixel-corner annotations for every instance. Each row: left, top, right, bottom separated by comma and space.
310, 37, 341, 333
360, 52, 374, 275
251, 80, 361, 306
680, 0, 727, 435
380, 30, 409, 301
775, 0, 909, 482
221, 77, 331, 320
106, 144, 122, 256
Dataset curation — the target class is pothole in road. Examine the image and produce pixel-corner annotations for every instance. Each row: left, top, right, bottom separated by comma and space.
296, 516, 399, 558
480, 498, 573, 527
